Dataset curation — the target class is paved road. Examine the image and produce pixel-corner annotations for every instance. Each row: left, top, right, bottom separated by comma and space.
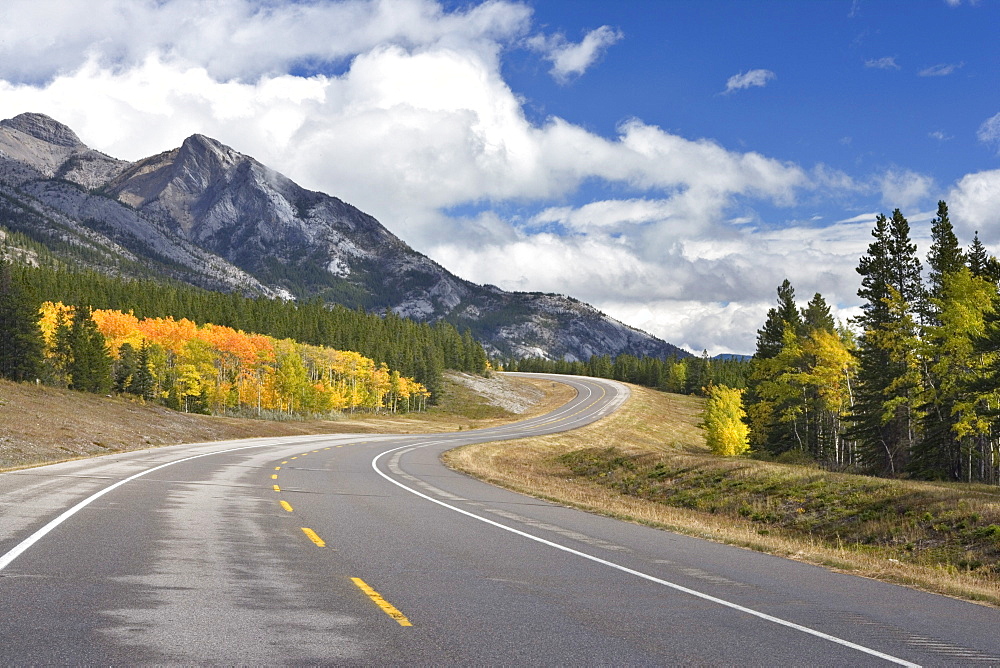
1, 374, 998, 665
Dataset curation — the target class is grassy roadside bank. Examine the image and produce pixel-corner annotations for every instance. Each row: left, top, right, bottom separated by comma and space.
0, 373, 565, 472
443, 381, 1000, 607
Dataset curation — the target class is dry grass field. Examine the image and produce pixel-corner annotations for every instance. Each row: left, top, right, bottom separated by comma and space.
0, 372, 551, 472
445, 382, 1000, 607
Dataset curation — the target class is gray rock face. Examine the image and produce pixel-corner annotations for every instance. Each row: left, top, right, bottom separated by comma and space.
0, 112, 686, 361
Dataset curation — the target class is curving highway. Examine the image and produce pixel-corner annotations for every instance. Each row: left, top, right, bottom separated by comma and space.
1, 374, 998, 665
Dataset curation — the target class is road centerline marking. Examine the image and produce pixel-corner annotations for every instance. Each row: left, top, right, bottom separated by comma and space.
301, 527, 325, 547
351, 577, 412, 626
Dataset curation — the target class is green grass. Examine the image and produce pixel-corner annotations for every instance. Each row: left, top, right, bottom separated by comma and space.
557, 446, 1000, 580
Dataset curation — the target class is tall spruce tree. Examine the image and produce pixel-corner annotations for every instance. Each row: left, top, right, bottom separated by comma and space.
851, 210, 923, 476
801, 293, 836, 334
0, 260, 44, 382
968, 231, 1000, 284
67, 306, 113, 394
748, 280, 806, 455
912, 201, 972, 480
754, 279, 802, 359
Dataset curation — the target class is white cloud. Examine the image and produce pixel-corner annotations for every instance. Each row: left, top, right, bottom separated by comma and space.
929, 130, 952, 141
977, 112, 1000, 151
4, 0, 964, 356
529, 25, 623, 83
723, 68, 776, 93
865, 56, 900, 70
948, 170, 1000, 241
919, 62, 962, 77
877, 169, 934, 210
0, 0, 533, 83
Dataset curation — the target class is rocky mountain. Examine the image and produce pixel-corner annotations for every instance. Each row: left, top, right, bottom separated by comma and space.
0, 112, 687, 361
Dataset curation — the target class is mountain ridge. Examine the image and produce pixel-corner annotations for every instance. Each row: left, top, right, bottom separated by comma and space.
0, 112, 688, 361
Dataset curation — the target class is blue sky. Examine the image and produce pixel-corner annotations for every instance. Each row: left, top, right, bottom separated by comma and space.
0, 0, 998, 354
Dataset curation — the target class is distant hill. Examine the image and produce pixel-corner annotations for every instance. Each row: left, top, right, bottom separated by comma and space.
0, 112, 687, 362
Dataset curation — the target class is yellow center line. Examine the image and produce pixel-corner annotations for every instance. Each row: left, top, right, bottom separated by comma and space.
290, 456, 297, 460
273, 484, 281, 492
281, 460, 288, 464
280, 500, 293, 512
351, 577, 412, 627
274, 466, 281, 470
312, 450, 320, 453
300, 453, 309, 456
271, 474, 278, 479
301, 527, 325, 547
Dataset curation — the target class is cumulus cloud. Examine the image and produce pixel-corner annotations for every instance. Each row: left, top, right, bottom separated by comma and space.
877, 169, 934, 210
865, 56, 900, 70
723, 68, 776, 93
0, 0, 533, 83
529, 25, 624, 83
948, 170, 1000, 241
0, 0, 934, 355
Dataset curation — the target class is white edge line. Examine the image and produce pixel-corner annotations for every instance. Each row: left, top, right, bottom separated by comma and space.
370, 395, 919, 667
0, 441, 293, 572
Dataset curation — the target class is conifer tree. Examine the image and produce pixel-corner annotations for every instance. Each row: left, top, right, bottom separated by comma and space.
851, 210, 923, 475
67, 306, 112, 394
967, 231, 1000, 284
0, 260, 44, 382
801, 292, 835, 334
754, 279, 801, 359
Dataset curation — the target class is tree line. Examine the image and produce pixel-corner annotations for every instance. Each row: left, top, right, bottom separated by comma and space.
0, 263, 490, 402
505, 351, 750, 395
748, 201, 1000, 484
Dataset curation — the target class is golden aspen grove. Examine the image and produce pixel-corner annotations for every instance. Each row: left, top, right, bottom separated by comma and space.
38, 301, 429, 415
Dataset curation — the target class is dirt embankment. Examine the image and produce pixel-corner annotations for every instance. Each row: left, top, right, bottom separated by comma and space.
0, 372, 549, 472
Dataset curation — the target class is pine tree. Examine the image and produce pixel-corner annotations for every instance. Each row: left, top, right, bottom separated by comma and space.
927, 201, 965, 299
850, 210, 924, 475
755, 279, 802, 359
0, 260, 44, 382
67, 306, 112, 394
801, 292, 835, 334
968, 231, 1000, 284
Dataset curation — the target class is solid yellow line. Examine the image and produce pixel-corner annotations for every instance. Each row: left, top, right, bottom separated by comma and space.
273, 484, 281, 492
351, 577, 412, 626
301, 527, 325, 547
280, 500, 293, 512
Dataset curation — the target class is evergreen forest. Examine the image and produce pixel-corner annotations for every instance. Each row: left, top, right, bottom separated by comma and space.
0, 263, 490, 411
749, 201, 1000, 484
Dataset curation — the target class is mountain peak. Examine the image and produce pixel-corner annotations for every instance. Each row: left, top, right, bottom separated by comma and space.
0, 112, 83, 148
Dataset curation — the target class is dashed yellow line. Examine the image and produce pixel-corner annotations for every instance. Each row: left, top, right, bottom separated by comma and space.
280, 500, 293, 512
301, 527, 325, 547
351, 577, 412, 626
274, 466, 281, 471
271, 474, 279, 479
273, 484, 281, 492
281, 460, 288, 464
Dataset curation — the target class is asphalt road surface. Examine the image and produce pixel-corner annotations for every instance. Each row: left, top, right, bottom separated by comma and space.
1, 374, 998, 665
